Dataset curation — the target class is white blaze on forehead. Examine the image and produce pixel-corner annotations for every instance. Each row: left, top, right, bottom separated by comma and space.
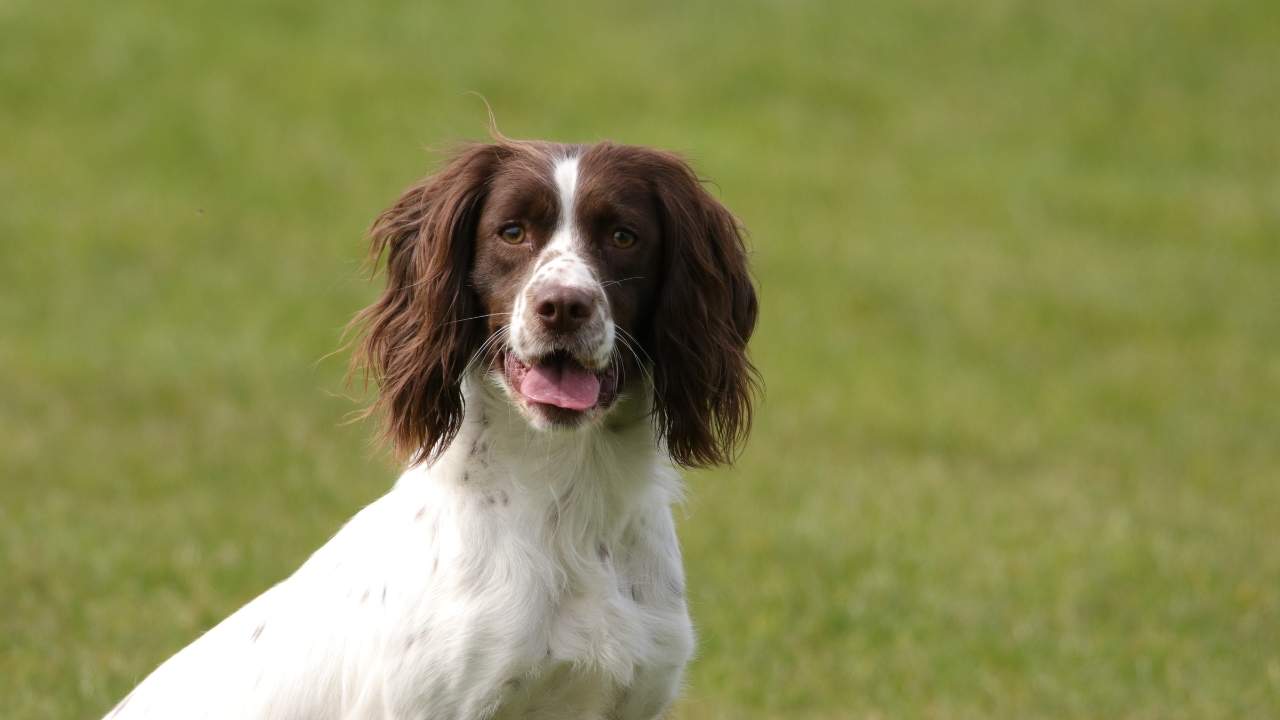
552, 156, 579, 236
540, 155, 593, 281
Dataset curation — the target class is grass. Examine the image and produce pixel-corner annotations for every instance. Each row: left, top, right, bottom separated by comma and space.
3, 0, 1279, 717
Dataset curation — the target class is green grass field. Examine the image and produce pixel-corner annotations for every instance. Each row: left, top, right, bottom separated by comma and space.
3, 0, 1279, 717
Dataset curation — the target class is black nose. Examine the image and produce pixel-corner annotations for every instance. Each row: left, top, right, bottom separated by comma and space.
534, 286, 595, 334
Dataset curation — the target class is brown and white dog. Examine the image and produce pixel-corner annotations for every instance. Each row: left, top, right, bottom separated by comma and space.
107, 139, 758, 720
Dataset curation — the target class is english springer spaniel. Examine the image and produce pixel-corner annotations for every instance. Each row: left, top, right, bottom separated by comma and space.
106, 139, 758, 719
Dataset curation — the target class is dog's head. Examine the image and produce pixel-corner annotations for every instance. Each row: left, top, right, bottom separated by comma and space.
352, 140, 757, 467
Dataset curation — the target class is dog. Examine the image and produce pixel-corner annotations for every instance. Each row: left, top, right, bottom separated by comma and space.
106, 138, 758, 719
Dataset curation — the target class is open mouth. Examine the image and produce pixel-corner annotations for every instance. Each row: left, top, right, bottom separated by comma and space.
502, 349, 619, 416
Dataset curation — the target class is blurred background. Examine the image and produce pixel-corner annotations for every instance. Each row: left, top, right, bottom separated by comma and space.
3, 0, 1278, 717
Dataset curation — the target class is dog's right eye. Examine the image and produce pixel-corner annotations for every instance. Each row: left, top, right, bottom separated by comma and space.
499, 224, 525, 244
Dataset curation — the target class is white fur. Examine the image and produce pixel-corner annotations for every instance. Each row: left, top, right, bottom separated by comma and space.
509, 155, 615, 370
106, 152, 694, 720
106, 379, 694, 720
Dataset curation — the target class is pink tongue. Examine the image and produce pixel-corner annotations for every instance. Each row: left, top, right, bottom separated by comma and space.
520, 361, 601, 410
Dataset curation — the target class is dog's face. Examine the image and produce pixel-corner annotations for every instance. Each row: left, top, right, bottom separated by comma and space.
352, 140, 757, 467
472, 150, 665, 429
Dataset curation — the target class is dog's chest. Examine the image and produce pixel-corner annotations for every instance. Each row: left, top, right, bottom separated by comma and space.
465, 510, 684, 718
381, 448, 693, 719
485, 570, 659, 718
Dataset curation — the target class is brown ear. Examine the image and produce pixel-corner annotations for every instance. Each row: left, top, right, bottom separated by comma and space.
350, 144, 505, 463
646, 150, 760, 468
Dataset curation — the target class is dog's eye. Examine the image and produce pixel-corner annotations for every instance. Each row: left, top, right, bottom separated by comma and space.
499, 224, 525, 244
610, 229, 637, 249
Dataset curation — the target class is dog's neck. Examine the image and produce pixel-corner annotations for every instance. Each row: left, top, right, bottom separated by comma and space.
405, 373, 678, 553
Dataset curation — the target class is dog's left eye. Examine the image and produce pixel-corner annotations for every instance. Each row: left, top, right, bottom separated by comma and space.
610, 229, 637, 248
499, 224, 525, 244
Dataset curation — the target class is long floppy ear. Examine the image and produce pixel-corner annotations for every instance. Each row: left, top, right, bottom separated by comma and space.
647, 150, 760, 468
350, 144, 504, 463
